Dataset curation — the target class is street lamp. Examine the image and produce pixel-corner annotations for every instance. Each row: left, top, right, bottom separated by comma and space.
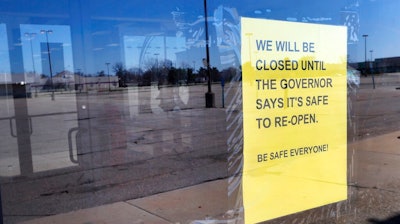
203, 0, 215, 108
24, 32, 37, 75
76, 68, 81, 92
362, 34, 368, 75
105, 62, 110, 91
25, 32, 37, 97
154, 53, 160, 84
41, 29, 54, 100
369, 49, 376, 89
362, 34, 375, 89
154, 53, 159, 68
370, 50, 374, 61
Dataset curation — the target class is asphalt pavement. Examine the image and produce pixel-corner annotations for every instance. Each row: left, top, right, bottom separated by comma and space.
1, 73, 399, 224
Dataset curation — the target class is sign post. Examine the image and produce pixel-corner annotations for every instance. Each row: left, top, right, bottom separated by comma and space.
241, 17, 348, 223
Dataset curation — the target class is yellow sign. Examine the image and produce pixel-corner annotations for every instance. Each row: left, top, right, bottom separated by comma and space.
241, 17, 347, 223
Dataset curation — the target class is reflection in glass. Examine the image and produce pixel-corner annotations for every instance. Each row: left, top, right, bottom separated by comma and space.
0, 24, 11, 83
20, 24, 74, 88
0, 0, 399, 223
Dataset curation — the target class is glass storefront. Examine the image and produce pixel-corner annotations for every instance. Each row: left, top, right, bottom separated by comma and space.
0, 0, 399, 223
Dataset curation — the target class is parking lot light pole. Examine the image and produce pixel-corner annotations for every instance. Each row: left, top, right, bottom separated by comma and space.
363, 34, 375, 89
362, 34, 368, 75
41, 29, 55, 100
204, 0, 215, 108
106, 62, 110, 91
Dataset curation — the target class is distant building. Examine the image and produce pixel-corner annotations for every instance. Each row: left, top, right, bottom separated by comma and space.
374, 57, 400, 73
41, 71, 119, 92
353, 56, 400, 74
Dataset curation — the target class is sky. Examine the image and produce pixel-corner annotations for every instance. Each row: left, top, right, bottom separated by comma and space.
0, 0, 399, 79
